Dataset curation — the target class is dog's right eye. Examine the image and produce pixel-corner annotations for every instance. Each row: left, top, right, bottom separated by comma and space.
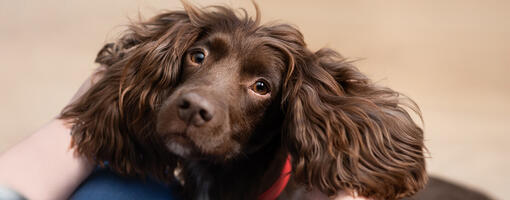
190, 51, 205, 64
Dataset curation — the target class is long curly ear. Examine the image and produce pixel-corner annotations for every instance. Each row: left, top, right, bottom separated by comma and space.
282, 48, 427, 199
59, 10, 201, 180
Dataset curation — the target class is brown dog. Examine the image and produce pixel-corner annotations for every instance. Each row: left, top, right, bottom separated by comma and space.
60, 3, 426, 199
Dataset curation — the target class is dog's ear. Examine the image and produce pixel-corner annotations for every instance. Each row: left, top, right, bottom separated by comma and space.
59, 10, 201, 180
281, 47, 427, 199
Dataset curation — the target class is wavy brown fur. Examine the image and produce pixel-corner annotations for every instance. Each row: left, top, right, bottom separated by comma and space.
60, 2, 426, 199
281, 48, 427, 199
59, 8, 198, 180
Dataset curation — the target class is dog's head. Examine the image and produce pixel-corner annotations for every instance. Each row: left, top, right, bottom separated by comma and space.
61, 3, 426, 199
155, 16, 287, 160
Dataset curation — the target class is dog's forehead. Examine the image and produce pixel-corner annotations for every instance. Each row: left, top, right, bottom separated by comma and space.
201, 32, 258, 54
200, 32, 285, 75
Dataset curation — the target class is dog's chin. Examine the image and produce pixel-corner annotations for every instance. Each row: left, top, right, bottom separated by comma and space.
165, 134, 241, 161
166, 135, 196, 158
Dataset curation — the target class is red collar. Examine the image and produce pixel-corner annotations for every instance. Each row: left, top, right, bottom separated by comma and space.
258, 155, 292, 200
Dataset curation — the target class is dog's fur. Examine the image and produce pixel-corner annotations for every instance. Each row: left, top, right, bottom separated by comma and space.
60, 3, 427, 200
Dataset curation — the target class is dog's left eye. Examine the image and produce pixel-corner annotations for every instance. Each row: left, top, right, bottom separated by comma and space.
190, 51, 205, 64
250, 80, 270, 95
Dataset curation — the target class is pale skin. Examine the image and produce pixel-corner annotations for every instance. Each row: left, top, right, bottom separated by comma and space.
0, 73, 99, 200
0, 70, 368, 200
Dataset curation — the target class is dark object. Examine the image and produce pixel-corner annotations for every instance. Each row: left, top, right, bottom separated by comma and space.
59, 2, 427, 199
404, 176, 494, 200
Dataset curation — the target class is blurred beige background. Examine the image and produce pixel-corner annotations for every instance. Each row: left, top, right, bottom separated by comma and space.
1, 0, 509, 199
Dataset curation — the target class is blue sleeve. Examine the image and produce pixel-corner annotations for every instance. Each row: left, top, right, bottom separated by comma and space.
71, 167, 181, 200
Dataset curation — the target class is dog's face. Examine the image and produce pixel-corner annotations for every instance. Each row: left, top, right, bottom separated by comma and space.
156, 33, 285, 159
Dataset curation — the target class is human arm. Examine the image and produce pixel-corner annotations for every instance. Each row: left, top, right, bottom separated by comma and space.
0, 119, 94, 200
0, 72, 102, 200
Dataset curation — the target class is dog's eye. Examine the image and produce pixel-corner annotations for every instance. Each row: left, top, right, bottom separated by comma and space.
250, 80, 270, 95
190, 51, 205, 64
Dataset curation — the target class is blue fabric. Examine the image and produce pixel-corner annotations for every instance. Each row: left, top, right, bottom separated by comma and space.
71, 167, 180, 200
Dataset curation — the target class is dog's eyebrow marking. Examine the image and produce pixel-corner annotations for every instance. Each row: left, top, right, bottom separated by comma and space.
241, 52, 281, 84
207, 36, 230, 61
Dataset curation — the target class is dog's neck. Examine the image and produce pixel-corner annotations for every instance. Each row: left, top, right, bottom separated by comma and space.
179, 137, 287, 200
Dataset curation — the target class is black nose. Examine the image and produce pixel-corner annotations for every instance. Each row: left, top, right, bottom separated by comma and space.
177, 93, 214, 126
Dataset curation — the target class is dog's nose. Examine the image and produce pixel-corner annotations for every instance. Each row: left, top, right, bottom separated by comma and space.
177, 93, 214, 126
